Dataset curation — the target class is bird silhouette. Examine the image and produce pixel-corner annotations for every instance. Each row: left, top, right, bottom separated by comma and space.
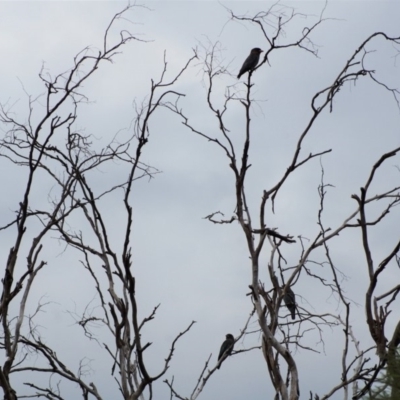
283, 286, 296, 320
217, 333, 234, 369
237, 48, 263, 79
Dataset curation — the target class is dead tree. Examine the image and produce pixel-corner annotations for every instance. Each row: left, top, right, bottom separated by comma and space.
0, 6, 196, 400
165, 4, 400, 400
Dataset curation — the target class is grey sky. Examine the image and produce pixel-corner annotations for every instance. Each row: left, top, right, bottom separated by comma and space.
1, 1, 400, 399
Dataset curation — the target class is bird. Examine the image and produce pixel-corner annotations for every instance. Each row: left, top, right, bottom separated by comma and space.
282, 286, 296, 320
237, 48, 263, 79
217, 333, 235, 369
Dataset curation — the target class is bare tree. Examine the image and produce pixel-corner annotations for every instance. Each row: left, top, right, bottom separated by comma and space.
1, 3, 400, 400
0, 6, 199, 400
164, 4, 400, 400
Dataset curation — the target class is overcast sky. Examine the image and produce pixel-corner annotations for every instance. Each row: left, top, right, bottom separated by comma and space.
1, 1, 400, 399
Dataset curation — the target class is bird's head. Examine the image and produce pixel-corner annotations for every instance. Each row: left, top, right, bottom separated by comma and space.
251, 48, 263, 54
226, 333, 234, 340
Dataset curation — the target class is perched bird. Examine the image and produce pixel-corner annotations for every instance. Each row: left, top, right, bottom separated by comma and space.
282, 286, 296, 320
217, 333, 235, 369
237, 48, 263, 79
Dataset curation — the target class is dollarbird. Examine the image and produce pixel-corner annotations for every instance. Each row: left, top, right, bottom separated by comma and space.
237, 48, 263, 79
283, 286, 296, 320
217, 333, 234, 369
